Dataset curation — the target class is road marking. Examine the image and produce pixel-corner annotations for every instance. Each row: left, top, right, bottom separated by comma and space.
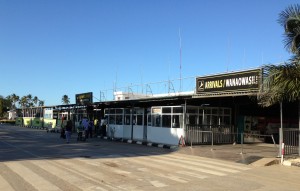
0, 174, 14, 191
176, 171, 208, 179
130, 155, 227, 176
5, 162, 61, 191
150, 180, 168, 188
152, 154, 241, 173
172, 153, 251, 170
32, 160, 112, 191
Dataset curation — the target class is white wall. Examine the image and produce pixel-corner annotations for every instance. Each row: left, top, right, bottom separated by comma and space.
133, 125, 144, 140
123, 125, 132, 139
108, 125, 124, 138
147, 127, 184, 145
8, 111, 17, 120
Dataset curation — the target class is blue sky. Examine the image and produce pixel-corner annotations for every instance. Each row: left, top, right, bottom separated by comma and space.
0, 0, 298, 105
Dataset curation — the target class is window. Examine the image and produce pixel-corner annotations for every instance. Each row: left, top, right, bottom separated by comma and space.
172, 115, 181, 128
152, 115, 161, 127
109, 115, 115, 125
162, 115, 171, 128
211, 115, 218, 125
125, 115, 131, 125
162, 107, 171, 113
116, 109, 123, 114
223, 116, 231, 125
224, 109, 231, 115
125, 109, 131, 114
173, 107, 183, 113
152, 107, 161, 114
147, 115, 152, 126
136, 115, 143, 125
187, 108, 198, 114
187, 115, 197, 125
116, 115, 123, 125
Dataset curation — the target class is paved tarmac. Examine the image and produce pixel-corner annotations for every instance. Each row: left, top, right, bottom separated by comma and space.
109, 137, 300, 167
175, 143, 280, 165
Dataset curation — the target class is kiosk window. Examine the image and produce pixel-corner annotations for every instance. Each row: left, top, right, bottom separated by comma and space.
162, 115, 171, 128
152, 115, 161, 127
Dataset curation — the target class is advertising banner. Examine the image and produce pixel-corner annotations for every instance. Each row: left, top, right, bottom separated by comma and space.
196, 69, 261, 94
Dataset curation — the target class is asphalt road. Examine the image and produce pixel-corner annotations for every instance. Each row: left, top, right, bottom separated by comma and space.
1, 124, 299, 191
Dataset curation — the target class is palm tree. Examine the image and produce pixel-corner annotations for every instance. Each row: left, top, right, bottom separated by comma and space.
19, 96, 28, 117
62, 95, 70, 105
278, 4, 300, 55
259, 4, 300, 156
38, 100, 45, 106
33, 96, 39, 107
26, 94, 34, 107
6, 94, 19, 110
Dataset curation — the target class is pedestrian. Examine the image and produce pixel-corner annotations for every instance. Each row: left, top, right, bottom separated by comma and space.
65, 119, 73, 143
82, 117, 89, 140
88, 120, 93, 138
101, 118, 107, 137
77, 120, 85, 141
94, 118, 99, 137
60, 116, 66, 139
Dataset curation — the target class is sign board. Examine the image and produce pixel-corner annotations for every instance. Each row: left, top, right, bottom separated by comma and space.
152, 108, 162, 114
76, 92, 93, 105
196, 69, 261, 94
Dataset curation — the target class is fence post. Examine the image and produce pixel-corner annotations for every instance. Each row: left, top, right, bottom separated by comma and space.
211, 131, 214, 150
240, 132, 244, 154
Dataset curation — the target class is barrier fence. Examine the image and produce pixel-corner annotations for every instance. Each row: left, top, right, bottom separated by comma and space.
185, 125, 236, 146
185, 124, 278, 154
186, 125, 300, 156
283, 128, 299, 155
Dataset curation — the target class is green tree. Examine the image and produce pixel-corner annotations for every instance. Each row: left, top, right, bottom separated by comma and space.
278, 4, 300, 54
33, 96, 39, 106
19, 96, 28, 109
38, 100, 45, 106
6, 94, 19, 109
0, 96, 11, 118
62, 95, 70, 105
258, 4, 300, 156
26, 94, 34, 107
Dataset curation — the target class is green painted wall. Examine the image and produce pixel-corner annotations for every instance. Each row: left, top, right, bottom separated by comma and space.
15, 117, 23, 126
23, 117, 32, 126
43, 119, 57, 128
32, 118, 43, 127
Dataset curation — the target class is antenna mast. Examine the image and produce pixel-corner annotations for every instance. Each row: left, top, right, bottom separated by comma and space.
179, 28, 182, 92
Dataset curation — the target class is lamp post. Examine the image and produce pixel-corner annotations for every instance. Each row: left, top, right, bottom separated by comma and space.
279, 101, 283, 158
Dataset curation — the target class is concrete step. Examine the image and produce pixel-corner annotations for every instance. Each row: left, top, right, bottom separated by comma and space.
250, 158, 279, 167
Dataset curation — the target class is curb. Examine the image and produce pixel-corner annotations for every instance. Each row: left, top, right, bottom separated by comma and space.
101, 136, 178, 150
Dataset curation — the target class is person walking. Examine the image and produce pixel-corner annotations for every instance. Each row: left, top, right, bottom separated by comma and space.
88, 120, 94, 138
94, 118, 99, 137
82, 117, 89, 140
65, 119, 73, 143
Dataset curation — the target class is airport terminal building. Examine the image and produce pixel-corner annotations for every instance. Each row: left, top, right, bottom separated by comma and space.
16, 68, 299, 154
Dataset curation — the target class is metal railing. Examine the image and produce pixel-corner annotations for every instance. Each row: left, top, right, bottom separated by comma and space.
185, 125, 235, 145
283, 128, 299, 155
